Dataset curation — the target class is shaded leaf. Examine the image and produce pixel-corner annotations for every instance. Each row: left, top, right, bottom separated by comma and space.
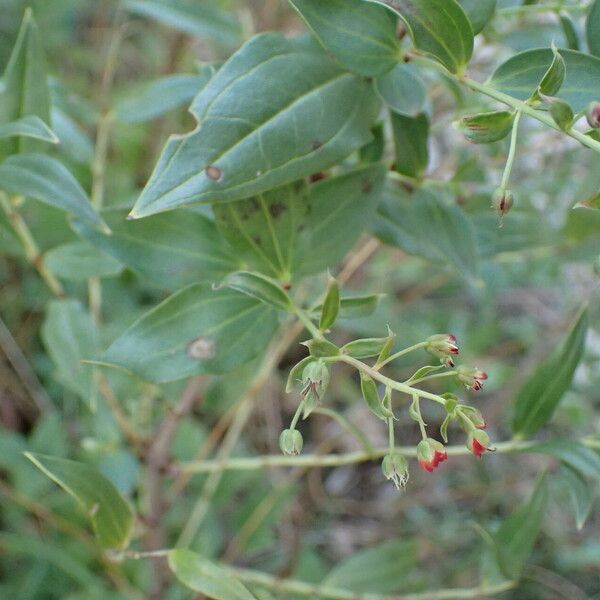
220, 271, 293, 312
457, 0, 496, 35
391, 112, 429, 178
587, 0, 600, 57
130, 34, 379, 218
25, 452, 134, 550
0, 116, 58, 144
525, 439, 600, 480
168, 549, 256, 599
0, 153, 107, 231
311, 294, 384, 320
319, 276, 340, 330
374, 64, 426, 116
534, 44, 566, 100
560, 13, 579, 51
98, 284, 279, 383
45, 241, 123, 281
560, 465, 594, 530
289, 0, 399, 77
512, 306, 588, 437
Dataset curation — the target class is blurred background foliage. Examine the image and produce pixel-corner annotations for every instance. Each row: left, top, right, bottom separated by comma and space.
0, 1, 600, 599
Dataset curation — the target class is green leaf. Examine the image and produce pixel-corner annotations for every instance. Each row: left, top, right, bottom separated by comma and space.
342, 336, 390, 359
458, 110, 514, 144
587, 0, 600, 57
288, 0, 399, 77
213, 181, 309, 280
547, 97, 575, 131
51, 106, 94, 165
0, 116, 58, 144
45, 241, 123, 281
129, 34, 379, 218
319, 276, 340, 330
560, 465, 594, 530
303, 338, 340, 358
391, 112, 429, 178
0, 153, 108, 231
457, 0, 496, 35
72, 209, 238, 290
220, 271, 293, 312
375, 184, 480, 281
360, 372, 393, 420
512, 306, 588, 437
374, 64, 426, 116
534, 44, 566, 100
115, 72, 213, 123
168, 549, 257, 599
0, 8, 50, 157
365, 0, 474, 74
286, 356, 314, 393
24, 452, 134, 550
98, 284, 279, 383
360, 122, 385, 163
489, 48, 600, 112
124, 0, 241, 45
300, 163, 387, 274
524, 439, 600, 480
312, 294, 384, 320
324, 540, 417, 592
560, 13, 579, 51
487, 477, 548, 582
405, 364, 444, 383
41, 299, 98, 404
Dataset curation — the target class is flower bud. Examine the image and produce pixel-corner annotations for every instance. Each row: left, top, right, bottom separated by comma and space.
586, 101, 600, 129
279, 429, 303, 456
493, 188, 513, 218
381, 452, 409, 489
416, 438, 448, 472
456, 365, 488, 391
425, 334, 459, 368
467, 428, 491, 458
463, 406, 486, 429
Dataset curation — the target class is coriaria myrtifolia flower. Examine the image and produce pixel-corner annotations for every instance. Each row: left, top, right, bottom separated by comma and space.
467, 429, 492, 458
417, 438, 448, 472
425, 334, 459, 368
381, 452, 409, 490
456, 365, 488, 391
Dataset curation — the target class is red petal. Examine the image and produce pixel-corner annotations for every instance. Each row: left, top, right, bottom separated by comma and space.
419, 459, 435, 472
471, 438, 487, 457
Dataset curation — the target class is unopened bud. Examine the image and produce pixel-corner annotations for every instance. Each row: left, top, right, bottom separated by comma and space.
301, 360, 330, 417
417, 438, 448, 472
456, 365, 488, 391
586, 102, 600, 129
425, 334, 459, 368
493, 188, 513, 218
279, 429, 303, 456
381, 452, 409, 490
467, 429, 491, 458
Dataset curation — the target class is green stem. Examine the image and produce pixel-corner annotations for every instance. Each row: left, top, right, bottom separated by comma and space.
294, 306, 324, 340
501, 109, 522, 190
289, 398, 305, 430
375, 341, 428, 370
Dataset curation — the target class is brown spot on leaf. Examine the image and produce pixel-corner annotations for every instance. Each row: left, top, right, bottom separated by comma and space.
362, 179, 373, 193
252, 235, 262, 246
309, 172, 327, 183
206, 165, 222, 181
312, 141, 322, 151
187, 336, 216, 360
269, 202, 286, 218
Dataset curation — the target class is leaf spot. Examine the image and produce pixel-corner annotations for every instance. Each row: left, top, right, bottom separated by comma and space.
186, 336, 216, 360
205, 165, 222, 181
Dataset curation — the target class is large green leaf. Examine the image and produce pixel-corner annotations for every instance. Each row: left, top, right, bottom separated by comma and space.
168, 549, 256, 599
115, 72, 213, 124
374, 183, 480, 281
489, 49, 600, 112
123, 0, 241, 45
72, 209, 238, 290
390, 112, 429, 178
560, 465, 594, 530
0, 153, 107, 231
25, 453, 134, 550
587, 0, 600, 57
524, 439, 600, 480
0, 8, 50, 157
323, 540, 417, 593
45, 241, 123, 281
299, 163, 387, 274
374, 64, 426, 116
213, 181, 310, 280
0, 115, 58, 144
365, 0, 474, 73
98, 284, 279, 383
288, 0, 399, 77
457, 0, 496, 35
129, 34, 379, 218
512, 306, 588, 437
41, 299, 98, 403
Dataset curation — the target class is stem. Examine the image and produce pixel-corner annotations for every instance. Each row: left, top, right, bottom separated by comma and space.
412, 395, 428, 440
294, 306, 324, 340
1, 194, 64, 297
289, 397, 305, 430
500, 109, 522, 191
375, 341, 428, 370
177, 439, 540, 474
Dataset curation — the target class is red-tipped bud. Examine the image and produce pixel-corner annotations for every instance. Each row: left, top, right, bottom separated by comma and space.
586, 102, 600, 129
417, 438, 448, 472
467, 429, 491, 458
493, 188, 514, 222
426, 334, 459, 368
456, 365, 488, 391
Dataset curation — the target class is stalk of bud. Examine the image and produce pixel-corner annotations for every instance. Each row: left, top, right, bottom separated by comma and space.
279, 429, 303, 456
425, 334, 459, 367
381, 452, 409, 490
416, 438, 448, 472
456, 365, 488, 391
467, 429, 491, 458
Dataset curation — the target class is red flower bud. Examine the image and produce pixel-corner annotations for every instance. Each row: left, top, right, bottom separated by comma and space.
417, 438, 448, 472
456, 365, 488, 391
493, 188, 514, 220
426, 334, 459, 368
467, 429, 491, 458
586, 101, 600, 129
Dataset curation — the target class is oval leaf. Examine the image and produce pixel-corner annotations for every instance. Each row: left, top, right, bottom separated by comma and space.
45, 241, 123, 281
366, 0, 474, 74
98, 284, 279, 383
289, 0, 399, 77
342, 337, 389, 359
391, 112, 429, 178
129, 33, 379, 218
374, 64, 426, 116
512, 306, 588, 437
168, 549, 256, 600
220, 271, 293, 312
25, 452, 134, 550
